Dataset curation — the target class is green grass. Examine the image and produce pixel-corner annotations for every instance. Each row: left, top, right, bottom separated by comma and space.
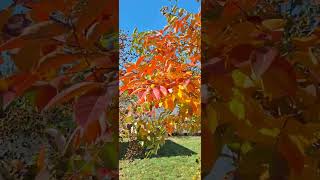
120, 136, 201, 180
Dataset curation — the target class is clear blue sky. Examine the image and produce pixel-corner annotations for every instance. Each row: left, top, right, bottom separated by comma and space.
120, 0, 200, 33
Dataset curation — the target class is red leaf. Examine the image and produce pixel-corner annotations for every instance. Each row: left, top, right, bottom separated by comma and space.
229, 44, 255, 67
262, 58, 297, 98
43, 82, 104, 110
222, 0, 241, 17
159, 86, 168, 96
129, 87, 146, 96
49, 75, 68, 90
278, 134, 304, 175
91, 56, 114, 69
33, 84, 57, 111
2, 91, 15, 108
73, 91, 108, 128
152, 87, 161, 100
26, 0, 65, 21
13, 73, 39, 95
202, 57, 234, 76
2, 73, 39, 108
138, 88, 150, 103
74, 81, 117, 144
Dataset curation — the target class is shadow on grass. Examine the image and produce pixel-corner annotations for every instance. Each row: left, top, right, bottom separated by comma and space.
120, 140, 196, 160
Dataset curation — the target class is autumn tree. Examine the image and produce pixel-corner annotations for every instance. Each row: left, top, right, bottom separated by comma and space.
120, 5, 201, 156
202, 0, 320, 179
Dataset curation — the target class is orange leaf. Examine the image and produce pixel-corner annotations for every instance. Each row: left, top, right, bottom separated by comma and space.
37, 146, 46, 171
82, 117, 102, 144
37, 51, 81, 72
0, 21, 68, 51
0, 7, 12, 30
136, 56, 145, 66
0, 79, 8, 92
11, 40, 41, 72
165, 96, 175, 111
278, 134, 305, 175
75, 0, 111, 33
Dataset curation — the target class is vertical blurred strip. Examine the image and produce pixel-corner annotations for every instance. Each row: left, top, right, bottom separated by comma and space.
0, 0, 119, 179
202, 0, 320, 179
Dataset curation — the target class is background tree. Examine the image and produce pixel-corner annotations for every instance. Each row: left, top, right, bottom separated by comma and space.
120, 5, 201, 156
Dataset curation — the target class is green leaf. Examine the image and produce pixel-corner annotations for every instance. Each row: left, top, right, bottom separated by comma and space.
232, 70, 254, 88
259, 128, 280, 138
124, 116, 134, 123
229, 98, 245, 120
178, 8, 184, 17
241, 141, 252, 154
133, 27, 138, 35
100, 143, 118, 169
228, 142, 241, 151
81, 162, 95, 174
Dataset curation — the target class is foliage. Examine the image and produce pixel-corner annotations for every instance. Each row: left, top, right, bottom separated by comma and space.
120, 5, 201, 156
0, 0, 118, 179
202, 0, 320, 179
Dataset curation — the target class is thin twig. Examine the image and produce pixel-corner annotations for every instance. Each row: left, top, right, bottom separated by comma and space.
69, 22, 100, 82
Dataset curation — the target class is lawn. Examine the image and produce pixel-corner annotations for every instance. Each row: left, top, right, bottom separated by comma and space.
119, 136, 201, 180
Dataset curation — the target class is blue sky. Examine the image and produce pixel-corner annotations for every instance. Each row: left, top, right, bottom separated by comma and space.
120, 0, 200, 33
0, 0, 28, 13
1, 0, 200, 33
0, 0, 11, 9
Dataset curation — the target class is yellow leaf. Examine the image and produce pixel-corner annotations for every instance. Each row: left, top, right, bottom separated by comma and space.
259, 128, 280, 138
229, 98, 245, 120
178, 88, 183, 98
262, 19, 286, 31
206, 104, 218, 134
